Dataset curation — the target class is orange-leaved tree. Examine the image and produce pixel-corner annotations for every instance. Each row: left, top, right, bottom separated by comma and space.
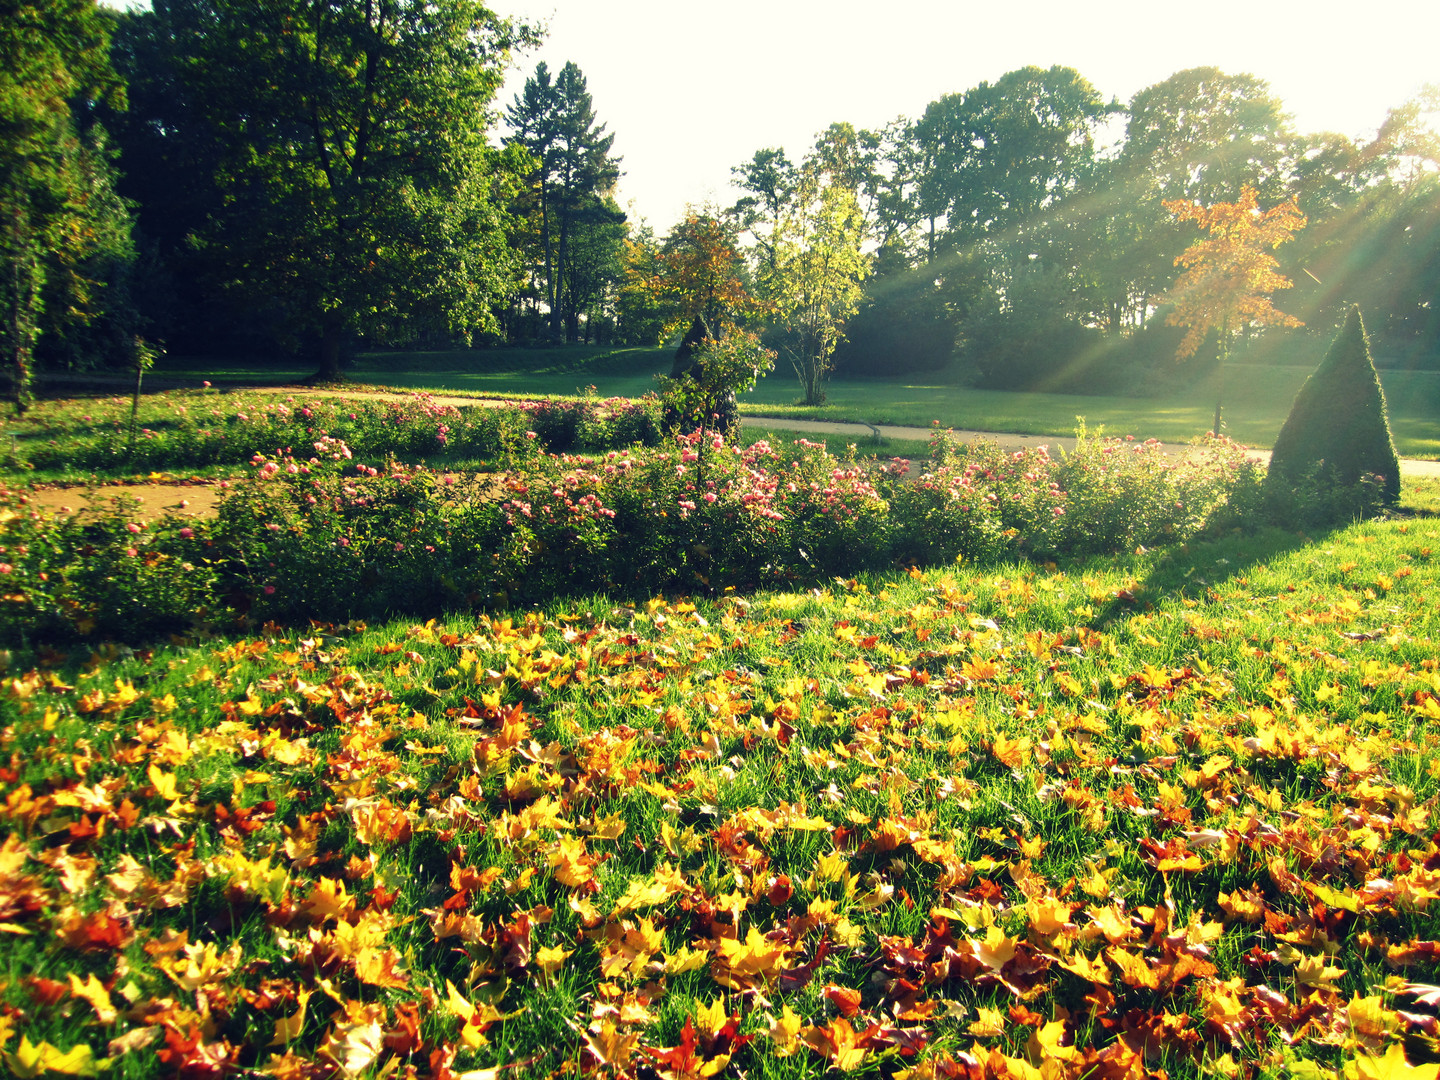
1159, 184, 1306, 435
646, 210, 763, 340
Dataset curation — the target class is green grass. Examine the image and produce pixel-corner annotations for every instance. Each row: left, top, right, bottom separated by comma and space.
741, 363, 1440, 457
152, 344, 675, 400
2, 518, 1439, 1077
149, 346, 1440, 459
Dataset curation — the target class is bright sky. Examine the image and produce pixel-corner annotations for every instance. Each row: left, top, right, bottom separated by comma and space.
495, 0, 1439, 234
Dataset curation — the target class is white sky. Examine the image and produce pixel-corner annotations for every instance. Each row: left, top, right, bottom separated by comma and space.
495, 0, 1440, 234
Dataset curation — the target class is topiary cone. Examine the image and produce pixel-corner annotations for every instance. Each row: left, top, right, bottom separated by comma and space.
1267, 305, 1401, 504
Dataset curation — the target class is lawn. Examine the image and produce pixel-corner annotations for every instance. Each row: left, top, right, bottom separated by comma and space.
147, 346, 1440, 459
1, 378, 1440, 1077
1, 517, 1438, 1078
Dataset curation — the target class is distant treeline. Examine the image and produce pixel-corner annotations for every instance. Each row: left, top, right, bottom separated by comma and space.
5, 0, 1437, 403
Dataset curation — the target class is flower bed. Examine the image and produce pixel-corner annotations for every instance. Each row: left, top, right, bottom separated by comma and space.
0, 427, 1263, 642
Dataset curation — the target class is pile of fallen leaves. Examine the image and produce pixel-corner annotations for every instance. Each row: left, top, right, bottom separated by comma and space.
1, 520, 1439, 1079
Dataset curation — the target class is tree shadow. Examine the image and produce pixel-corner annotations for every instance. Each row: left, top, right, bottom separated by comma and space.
1086, 525, 1334, 633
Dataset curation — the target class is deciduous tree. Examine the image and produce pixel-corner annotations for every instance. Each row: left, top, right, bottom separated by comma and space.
763, 169, 869, 406
1, 0, 130, 410
159, 0, 537, 380
1159, 184, 1306, 434
647, 209, 759, 339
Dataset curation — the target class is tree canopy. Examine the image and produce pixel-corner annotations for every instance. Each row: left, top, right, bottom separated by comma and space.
1, 0, 130, 409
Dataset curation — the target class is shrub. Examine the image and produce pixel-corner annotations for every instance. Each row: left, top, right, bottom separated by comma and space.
1266, 306, 1401, 514
0, 490, 222, 643
0, 424, 1266, 641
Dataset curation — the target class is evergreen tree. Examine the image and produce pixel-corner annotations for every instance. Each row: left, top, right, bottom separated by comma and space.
1268, 305, 1401, 505
506, 61, 623, 342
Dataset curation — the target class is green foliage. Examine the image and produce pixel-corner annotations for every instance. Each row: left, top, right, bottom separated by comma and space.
148, 0, 538, 378
505, 61, 624, 344
1, 0, 132, 411
763, 174, 869, 406
0, 420, 1265, 640
659, 331, 775, 441
1267, 306, 1402, 515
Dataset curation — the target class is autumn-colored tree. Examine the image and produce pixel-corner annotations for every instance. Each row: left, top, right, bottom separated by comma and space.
1159, 184, 1306, 434
646, 210, 760, 340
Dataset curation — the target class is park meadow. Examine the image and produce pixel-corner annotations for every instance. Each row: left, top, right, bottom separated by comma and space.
0, 362, 1435, 1080
8, 0, 1440, 1072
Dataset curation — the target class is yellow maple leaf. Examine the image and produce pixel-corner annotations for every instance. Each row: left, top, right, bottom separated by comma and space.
695, 998, 728, 1038
66, 973, 116, 1025
549, 836, 595, 888
444, 980, 476, 1023
767, 1004, 803, 1055
147, 764, 181, 802
664, 946, 709, 975
799, 1017, 869, 1072
352, 946, 408, 988
318, 1020, 384, 1078
968, 1005, 1006, 1037
613, 876, 671, 913
1057, 950, 1111, 984
303, 877, 353, 923
1027, 895, 1070, 938
268, 990, 313, 1046
1027, 1020, 1078, 1063
718, 926, 787, 979
970, 925, 1017, 972
3, 1036, 106, 1078
1296, 954, 1347, 990
535, 944, 572, 976
1347, 1041, 1440, 1080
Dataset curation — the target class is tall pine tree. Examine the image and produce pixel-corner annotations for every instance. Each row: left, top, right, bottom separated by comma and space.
506, 61, 623, 341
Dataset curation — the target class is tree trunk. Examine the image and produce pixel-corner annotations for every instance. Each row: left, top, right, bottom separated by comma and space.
5, 199, 38, 416
315, 321, 345, 382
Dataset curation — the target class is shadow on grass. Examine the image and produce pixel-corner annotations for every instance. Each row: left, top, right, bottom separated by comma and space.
1087, 525, 1330, 633
1088, 498, 1440, 632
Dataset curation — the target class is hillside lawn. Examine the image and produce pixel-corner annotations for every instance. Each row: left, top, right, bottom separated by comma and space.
1, 515, 1438, 1078
2, 366, 1440, 1076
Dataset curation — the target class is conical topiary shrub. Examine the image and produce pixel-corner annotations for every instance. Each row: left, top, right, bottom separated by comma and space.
1267, 305, 1401, 507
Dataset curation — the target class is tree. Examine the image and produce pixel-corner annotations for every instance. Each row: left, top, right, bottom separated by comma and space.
166, 0, 536, 380
646, 209, 759, 339
1, 0, 130, 410
763, 168, 870, 406
559, 194, 627, 343
506, 60, 623, 342
912, 66, 1115, 255
1159, 184, 1306, 434
1268, 305, 1400, 510
730, 147, 795, 276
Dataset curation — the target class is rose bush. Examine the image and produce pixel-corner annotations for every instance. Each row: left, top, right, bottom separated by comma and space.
0, 426, 1264, 640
